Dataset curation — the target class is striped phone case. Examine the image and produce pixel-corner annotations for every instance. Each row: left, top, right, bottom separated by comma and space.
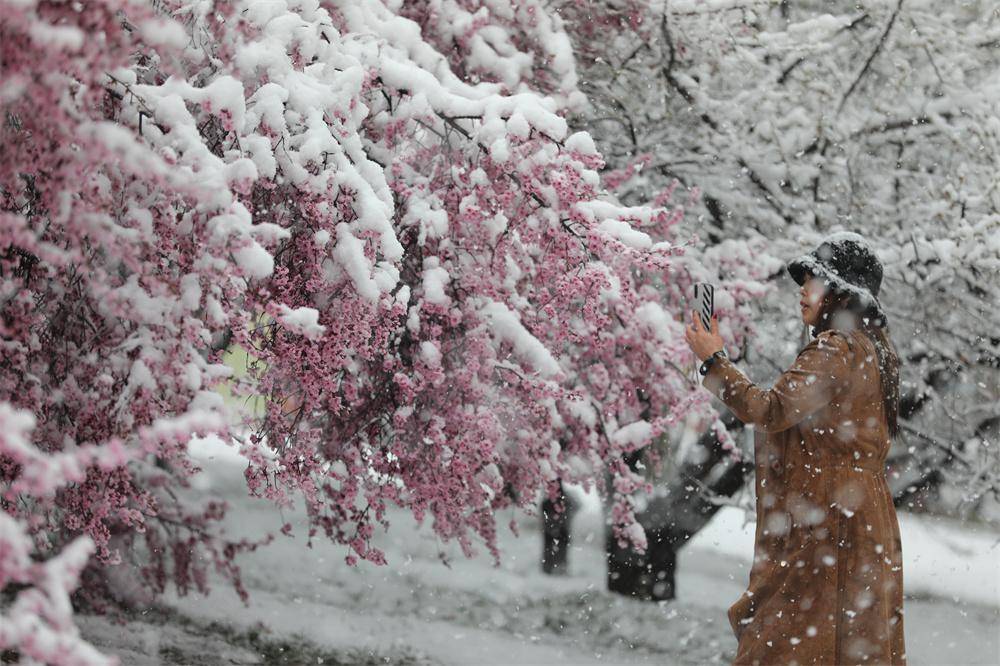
693, 282, 714, 330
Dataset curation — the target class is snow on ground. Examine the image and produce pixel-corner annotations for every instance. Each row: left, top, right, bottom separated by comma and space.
77, 435, 1000, 665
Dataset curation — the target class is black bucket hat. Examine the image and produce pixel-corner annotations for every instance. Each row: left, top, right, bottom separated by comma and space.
786, 231, 887, 326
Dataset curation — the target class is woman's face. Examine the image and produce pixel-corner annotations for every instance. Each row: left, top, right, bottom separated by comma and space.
799, 273, 828, 326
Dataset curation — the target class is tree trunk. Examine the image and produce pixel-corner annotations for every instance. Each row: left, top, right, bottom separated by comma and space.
606, 413, 750, 600
541, 479, 576, 575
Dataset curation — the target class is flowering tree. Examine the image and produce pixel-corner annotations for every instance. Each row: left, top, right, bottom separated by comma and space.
227, 0, 768, 568
0, 0, 778, 656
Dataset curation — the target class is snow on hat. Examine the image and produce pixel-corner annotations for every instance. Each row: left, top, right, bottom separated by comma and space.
786, 231, 887, 325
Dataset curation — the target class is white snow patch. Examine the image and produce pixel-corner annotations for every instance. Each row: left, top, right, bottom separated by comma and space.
275, 304, 326, 340
478, 299, 561, 378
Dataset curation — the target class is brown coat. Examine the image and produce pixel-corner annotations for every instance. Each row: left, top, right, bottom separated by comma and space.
702, 328, 906, 666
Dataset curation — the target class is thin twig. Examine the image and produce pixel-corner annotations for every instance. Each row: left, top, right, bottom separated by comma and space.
837, 0, 905, 115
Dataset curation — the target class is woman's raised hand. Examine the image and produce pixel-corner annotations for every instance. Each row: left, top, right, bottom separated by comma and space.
684, 309, 725, 362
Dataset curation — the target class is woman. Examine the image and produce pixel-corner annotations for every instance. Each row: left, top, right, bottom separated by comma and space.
684, 232, 906, 665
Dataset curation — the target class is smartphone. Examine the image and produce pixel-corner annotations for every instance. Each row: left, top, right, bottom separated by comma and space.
693, 282, 714, 330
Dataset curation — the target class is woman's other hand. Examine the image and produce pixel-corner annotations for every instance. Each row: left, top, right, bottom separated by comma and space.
684, 309, 725, 362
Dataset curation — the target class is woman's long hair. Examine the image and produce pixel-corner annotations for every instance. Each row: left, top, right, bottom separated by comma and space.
811, 287, 900, 439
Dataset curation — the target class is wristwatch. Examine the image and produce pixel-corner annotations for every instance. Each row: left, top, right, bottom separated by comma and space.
698, 349, 728, 376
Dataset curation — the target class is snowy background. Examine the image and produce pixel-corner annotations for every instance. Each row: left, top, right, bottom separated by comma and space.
73, 434, 1000, 665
